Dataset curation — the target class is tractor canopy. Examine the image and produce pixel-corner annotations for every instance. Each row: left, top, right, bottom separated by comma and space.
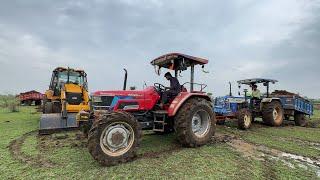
237, 78, 278, 85
150, 53, 208, 71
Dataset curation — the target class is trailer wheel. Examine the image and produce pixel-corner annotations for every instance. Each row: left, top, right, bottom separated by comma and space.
174, 98, 216, 147
262, 101, 284, 126
237, 109, 252, 130
294, 113, 307, 127
88, 112, 141, 166
35, 100, 42, 106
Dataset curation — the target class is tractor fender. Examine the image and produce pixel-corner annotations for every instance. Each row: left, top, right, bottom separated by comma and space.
260, 98, 282, 110
261, 97, 280, 103
167, 92, 211, 117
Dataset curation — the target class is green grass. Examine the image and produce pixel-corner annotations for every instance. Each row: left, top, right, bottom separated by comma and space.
313, 109, 320, 119
0, 107, 319, 179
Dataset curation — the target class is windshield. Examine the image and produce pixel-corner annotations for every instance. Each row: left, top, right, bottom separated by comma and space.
57, 71, 85, 85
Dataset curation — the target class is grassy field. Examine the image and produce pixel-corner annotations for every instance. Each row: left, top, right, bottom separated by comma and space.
0, 107, 319, 179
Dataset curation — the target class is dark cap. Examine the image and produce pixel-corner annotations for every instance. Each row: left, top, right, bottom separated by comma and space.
164, 72, 172, 77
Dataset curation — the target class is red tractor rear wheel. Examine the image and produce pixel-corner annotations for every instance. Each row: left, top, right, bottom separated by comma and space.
174, 98, 216, 147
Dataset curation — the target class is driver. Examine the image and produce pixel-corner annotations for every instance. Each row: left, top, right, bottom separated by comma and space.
251, 84, 261, 99
160, 72, 181, 107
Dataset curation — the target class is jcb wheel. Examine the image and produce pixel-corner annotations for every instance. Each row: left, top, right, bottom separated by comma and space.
88, 112, 141, 166
294, 113, 307, 127
174, 98, 216, 147
262, 101, 284, 126
44, 102, 53, 114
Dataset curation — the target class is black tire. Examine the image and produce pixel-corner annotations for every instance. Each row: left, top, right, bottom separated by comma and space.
294, 113, 307, 127
262, 101, 284, 126
44, 102, 53, 114
174, 98, 216, 148
35, 100, 42, 106
27, 100, 32, 106
52, 102, 61, 113
88, 111, 141, 166
237, 109, 252, 130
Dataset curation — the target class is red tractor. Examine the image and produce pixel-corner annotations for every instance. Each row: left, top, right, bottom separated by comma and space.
79, 53, 216, 166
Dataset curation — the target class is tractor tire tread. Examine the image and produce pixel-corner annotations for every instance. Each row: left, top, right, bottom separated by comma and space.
262, 101, 284, 126
88, 111, 141, 166
174, 97, 216, 148
237, 109, 252, 130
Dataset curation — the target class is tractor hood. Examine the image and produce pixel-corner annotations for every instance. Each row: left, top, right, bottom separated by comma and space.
91, 87, 160, 111
93, 86, 155, 98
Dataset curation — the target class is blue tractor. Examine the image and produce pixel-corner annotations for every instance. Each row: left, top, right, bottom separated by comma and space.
214, 78, 313, 129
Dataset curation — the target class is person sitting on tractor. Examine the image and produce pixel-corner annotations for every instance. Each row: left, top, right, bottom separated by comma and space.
160, 72, 181, 107
251, 84, 262, 99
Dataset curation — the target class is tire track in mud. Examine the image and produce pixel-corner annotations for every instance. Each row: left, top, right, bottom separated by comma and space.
220, 123, 320, 156
8, 131, 56, 168
214, 132, 320, 177
138, 145, 183, 159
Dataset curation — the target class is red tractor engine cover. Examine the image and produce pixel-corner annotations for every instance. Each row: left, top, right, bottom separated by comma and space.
93, 87, 160, 112
92, 86, 211, 117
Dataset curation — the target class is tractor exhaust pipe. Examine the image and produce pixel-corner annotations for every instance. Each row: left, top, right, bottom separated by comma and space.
229, 82, 232, 96
123, 68, 128, 90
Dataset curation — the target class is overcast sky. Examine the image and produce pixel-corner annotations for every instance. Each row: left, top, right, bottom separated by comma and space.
0, 0, 319, 98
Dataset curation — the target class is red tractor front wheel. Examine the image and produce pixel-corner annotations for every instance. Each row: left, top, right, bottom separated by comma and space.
88, 112, 141, 166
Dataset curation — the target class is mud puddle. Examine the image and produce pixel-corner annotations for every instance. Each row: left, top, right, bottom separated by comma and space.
214, 133, 320, 177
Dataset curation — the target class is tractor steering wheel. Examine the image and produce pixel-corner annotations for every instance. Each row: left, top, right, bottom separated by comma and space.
154, 83, 166, 93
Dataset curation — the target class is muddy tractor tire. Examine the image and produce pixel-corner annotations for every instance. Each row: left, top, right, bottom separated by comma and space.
262, 101, 284, 126
88, 111, 141, 166
294, 113, 307, 127
237, 109, 252, 130
174, 98, 216, 148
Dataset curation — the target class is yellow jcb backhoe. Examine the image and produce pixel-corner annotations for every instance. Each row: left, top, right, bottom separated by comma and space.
39, 67, 90, 134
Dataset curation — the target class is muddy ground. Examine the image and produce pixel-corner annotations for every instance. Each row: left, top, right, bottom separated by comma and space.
8, 123, 320, 178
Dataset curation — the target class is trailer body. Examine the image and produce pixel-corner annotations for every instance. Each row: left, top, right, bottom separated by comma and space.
19, 90, 44, 106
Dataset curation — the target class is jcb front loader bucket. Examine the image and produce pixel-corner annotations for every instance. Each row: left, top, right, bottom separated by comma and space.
39, 113, 78, 135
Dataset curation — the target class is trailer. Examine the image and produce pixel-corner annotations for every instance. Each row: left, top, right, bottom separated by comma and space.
19, 90, 44, 106
271, 90, 313, 125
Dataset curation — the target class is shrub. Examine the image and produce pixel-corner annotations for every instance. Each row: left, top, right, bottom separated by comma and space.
0, 94, 20, 112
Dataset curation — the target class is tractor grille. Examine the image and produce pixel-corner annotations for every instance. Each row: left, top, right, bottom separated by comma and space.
66, 93, 83, 105
92, 96, 114, 107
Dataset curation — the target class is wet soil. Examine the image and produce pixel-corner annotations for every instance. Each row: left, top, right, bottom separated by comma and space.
8, 131, 55, 168
8, 129, 320, 176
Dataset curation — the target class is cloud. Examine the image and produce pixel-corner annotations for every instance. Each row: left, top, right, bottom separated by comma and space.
0, 0, 319, 98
